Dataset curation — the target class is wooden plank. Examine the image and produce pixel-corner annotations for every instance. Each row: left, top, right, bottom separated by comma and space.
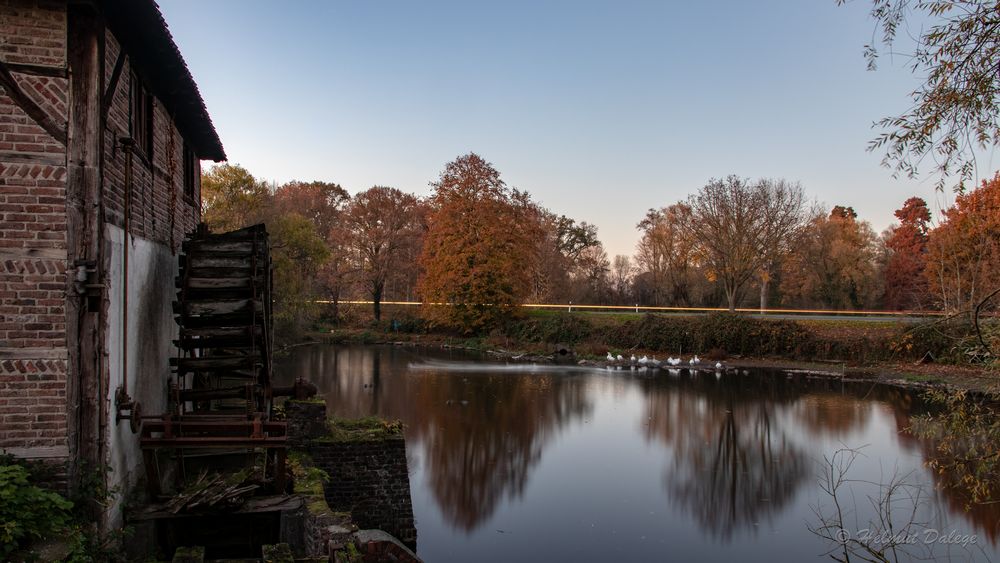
187, 255, 253, 269
171, 355, 260, 373
182, 240, 259, 253
0, 347, 68, 360
179, 276, 257, 289
188, 224, 267, 242
0, 60, 67, 145
0, 248, 68, 260
174, 336, 254, 350
101, 50, 125, 121
142, 437, 287, 447
176, 299, 262, 316
181, 267, 258, 280
3, 61, 67, 78
181, 294, 257, 307
141, 420, 285, 433
129, 495, 301, 521
0, 151, 66, 166
1, 445, 70, 459
174, 313, 262, 328
179, 326, 259, 338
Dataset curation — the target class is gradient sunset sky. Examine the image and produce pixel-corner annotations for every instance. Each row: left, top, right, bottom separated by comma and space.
159, 0, 994, 258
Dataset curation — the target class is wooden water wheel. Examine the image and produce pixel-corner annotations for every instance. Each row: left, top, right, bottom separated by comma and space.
171, 223, 274, 414
140, 224, 287, 497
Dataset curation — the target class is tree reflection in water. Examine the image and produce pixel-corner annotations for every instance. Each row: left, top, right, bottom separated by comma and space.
415, 372, 591, 530
281, 347, 1000, 553
283, 345, 592, 531
642, 373, 809, 541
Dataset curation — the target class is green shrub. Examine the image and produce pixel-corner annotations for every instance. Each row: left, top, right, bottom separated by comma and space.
600, 314, 693, 353
696, 313, 815, 357
505, 313, 594, 344
594, 313, 818, 358
0, 464, 74, 558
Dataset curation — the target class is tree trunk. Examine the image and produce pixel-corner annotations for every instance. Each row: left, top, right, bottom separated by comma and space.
372, 283, 383, 322
725, 282, 737, 312
760, 275, 768, 314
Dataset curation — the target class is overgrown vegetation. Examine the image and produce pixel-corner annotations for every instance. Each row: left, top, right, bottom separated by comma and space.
322, 308, 1000, 367
288, 452, 335, 516
0, 457, 129, 562
910, 390, 1000, 507
324, 416, 405, 442
0, 464, 74, 559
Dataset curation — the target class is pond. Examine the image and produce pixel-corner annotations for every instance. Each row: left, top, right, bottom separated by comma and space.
276, 344, 999, 562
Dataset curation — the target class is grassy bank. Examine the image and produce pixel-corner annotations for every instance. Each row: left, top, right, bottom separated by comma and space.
311, 310, 942, 363
296, 309, 999, 393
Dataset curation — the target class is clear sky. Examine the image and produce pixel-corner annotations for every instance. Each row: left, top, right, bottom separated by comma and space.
159, 0, 993, 259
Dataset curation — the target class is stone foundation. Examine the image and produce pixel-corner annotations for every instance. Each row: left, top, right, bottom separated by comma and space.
287, 400, 418, 558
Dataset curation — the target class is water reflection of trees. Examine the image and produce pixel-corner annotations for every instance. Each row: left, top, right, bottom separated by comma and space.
279, 345, 592, 531
642, 373, 809, 540
415, 372, 591, 531
282, 349, 1000, 545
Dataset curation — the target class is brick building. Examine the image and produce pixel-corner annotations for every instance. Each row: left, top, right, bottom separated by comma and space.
0, 0, 225, 525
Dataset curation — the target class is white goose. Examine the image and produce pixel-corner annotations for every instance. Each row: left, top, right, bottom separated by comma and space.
607, 352, 615, 362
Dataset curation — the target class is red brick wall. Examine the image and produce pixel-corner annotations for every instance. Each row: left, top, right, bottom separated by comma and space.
102, 29, 201, 252
0, 0, 70, 461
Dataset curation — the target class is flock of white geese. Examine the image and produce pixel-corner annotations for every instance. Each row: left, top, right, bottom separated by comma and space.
605, 352, 723, 370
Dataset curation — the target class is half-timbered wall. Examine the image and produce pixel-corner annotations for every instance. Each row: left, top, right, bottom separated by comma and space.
1, 0, 205, 518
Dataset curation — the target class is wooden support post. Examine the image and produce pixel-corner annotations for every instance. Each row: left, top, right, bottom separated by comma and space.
143, 449, 161, 497
274, 448, 287, 493
66, 3, 104, 498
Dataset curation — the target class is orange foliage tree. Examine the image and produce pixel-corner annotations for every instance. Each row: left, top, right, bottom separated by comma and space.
780, 206, 881, 309
635, 202, 697, 306
272, 180, 349, 237
418, 153, 541, 332
883, 197, 931, 310
926, 173, 1000, 314
344, 186, 422, 321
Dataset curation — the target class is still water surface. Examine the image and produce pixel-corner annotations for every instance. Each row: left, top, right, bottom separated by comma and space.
276, 344, 999, 562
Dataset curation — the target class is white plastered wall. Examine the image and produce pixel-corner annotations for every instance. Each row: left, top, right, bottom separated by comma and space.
103, 224, 177, 528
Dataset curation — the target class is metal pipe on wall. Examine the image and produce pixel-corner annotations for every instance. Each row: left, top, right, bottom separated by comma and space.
121, 137, 134, 397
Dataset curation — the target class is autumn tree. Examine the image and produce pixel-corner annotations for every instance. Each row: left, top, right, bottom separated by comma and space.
380, 200, 428, 304
201, 163, 270, 231
568, 243, 611, 303
529, 212, 602, 303
272, 179, 353, 322
272, 180, 349, 237
883, 197, 932, 310
635, 203, 697, 306
843, 0, 1000, 190
609, 255, 635, 304
780, 206, 881, 309
344, 186, 422, 321
418, 153, 542, 332
688, 176, 806, 311
925, 173, 1000, 314
268, 212, 330, 334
